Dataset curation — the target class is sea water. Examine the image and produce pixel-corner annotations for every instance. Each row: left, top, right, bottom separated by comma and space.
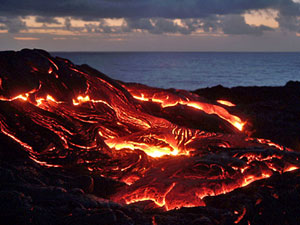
53, 52, 300, 90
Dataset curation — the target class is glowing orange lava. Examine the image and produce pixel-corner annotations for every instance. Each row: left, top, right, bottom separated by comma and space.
127, 90, 245, 131
1, 86, 299, 212
1, 53, 300, 213
217, 99, 236, 107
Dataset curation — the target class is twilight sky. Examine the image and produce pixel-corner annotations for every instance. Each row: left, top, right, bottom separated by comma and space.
1, 0, 300, 51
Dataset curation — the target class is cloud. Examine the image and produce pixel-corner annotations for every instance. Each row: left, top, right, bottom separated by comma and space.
35, 16, 61, 24
150, 18, 194, 35
0, 0, 288, 19
123, 16, 274, 36
124, 18, 198, 35
0, 0, 299, 36
64, 17, 72, 30
276, 14, 300, 32
0, 16, 27, 33
221, 15, 273, 35
195, 16, 219, 32
125, 18, 154, 32
275, 0, 300, 32
82, 18, 193, 35
84, 20, 120, 34
0, 15, 274, 36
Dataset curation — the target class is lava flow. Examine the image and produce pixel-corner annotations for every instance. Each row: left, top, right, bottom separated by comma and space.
1, 49, 300, 212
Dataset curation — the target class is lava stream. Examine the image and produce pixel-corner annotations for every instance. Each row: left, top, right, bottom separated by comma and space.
0, 49, 300, 211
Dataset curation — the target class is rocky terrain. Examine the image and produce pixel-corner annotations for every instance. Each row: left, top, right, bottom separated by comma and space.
1, 49, 300, 225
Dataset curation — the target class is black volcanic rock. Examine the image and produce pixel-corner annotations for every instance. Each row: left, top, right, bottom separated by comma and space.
0, 49, 300, 225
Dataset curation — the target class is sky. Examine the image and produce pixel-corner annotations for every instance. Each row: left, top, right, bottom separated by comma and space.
1, 0, 300, 51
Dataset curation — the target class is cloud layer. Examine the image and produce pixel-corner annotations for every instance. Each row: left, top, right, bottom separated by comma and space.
1, 0, 300, 36
0, 0, 286, 19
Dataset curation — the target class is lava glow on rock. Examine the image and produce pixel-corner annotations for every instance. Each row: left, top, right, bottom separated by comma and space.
0, 49, 300, 212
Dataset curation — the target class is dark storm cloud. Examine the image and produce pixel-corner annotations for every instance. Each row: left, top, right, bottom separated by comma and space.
1, 0, 300, 35
275, 1, 300, 32
221, 15, 274, 35
0, 16, 26, 33
0, 0, 287, 19
83, 18, 203, 35
125, 18, 198, 35
82, 16, 271, 36
123, 16, 273, 36
84, 20, 118, 34
35, 16, 61, 24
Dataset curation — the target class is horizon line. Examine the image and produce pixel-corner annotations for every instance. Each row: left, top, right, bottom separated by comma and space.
49, 50, 300, 53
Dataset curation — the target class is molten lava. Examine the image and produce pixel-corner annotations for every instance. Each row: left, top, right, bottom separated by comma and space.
125, 86, 245, 131
0, 49, 300, 212
217, 99, 236, 107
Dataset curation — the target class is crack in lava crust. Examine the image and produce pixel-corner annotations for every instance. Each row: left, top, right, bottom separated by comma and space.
0, 49, 300, 211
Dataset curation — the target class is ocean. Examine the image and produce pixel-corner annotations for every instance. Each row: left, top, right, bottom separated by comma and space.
52, 52, 300, 91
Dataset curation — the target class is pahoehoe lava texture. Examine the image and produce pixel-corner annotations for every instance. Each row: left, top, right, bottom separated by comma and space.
194, 82, 300, 151
0, 49, 300, 225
